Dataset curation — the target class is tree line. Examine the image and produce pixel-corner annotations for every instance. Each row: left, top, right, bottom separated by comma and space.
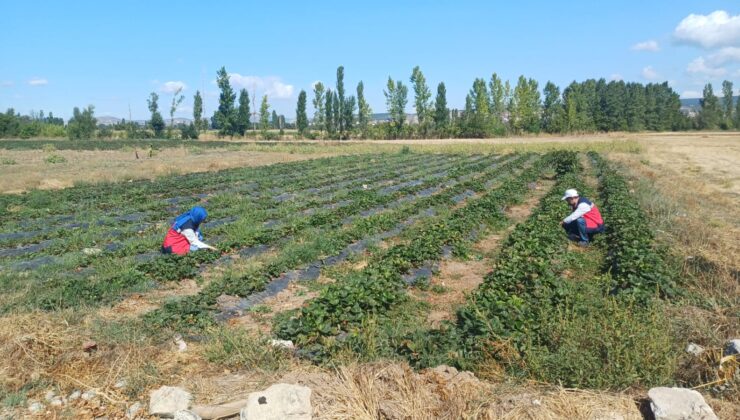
1, 65, 739, 140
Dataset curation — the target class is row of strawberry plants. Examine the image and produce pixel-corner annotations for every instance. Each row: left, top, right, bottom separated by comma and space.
588, 152, 676, 300
139, 155, 535, 328
134, 155, 502, 280
0, 153, 485, 308
0, 153, 457, 252
15, 154, 521, 312
0, 152, 432, 232
1, 151, 432, 224
272, 154, 552, 360
450, 152, 586, 360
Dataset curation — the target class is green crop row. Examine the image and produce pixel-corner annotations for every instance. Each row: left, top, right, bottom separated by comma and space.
588, 152, 676, 300
273, 154, 554, 361
143, 154, 535, 331
402, 152, 678, 389
11, 154, 520, 313
452, 151, 585, 356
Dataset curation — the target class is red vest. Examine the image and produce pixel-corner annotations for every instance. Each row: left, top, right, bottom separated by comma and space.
575, 197, 604, 229
162, 228, 191, 255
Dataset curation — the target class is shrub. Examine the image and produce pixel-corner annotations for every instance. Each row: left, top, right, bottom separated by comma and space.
0, 157, 16, 165
523, 279, 678, 389
44, 154, 67, 164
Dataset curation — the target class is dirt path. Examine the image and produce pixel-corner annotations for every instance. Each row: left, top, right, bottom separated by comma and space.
414, 179, 556, 327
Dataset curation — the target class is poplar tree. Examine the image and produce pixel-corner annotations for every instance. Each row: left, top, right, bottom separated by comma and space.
296, 90, 308, 135
342, 95, 356, 138
542, 81, 565, 133
332, 91, 340, 138
259, 95, 270, 133
215, 66, 236, 136
235, 89, 251, 135
410, 66, 432, 133
721, 80, 734, 129
699, 83, 720, 129
193, 90, 205, 133
324, 88, 335, 137
271, 110, 279, 129
147, 92, 165, 137
433, 82, 449, 133
384, 77, 408, 136
356, 81, 372, 137
336, 66, 345, 138
489, 73, 505, 122
168, 87, 185, 138
312, 82, 325, 132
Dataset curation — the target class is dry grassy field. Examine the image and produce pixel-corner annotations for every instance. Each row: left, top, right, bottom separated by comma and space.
0, 133, 737, 419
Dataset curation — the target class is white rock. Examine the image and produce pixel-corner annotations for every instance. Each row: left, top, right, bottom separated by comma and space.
686, 342, 705, 356
83, 247, 102, 256
239, 383, 311, 420
28, 401, 44, 414
648, 387, 717, 420
81, 390, 97, 401
68, 390, 81, 401
269, 339, 295, 350
149, 386, 192, 417
724, 339, 740, 356
173, 334, 188, 352
44, 390, 56, 402
49, 397, 64, 407
126, 402, 142, 419
174, 410, 202, 420
114, 379, 128, 389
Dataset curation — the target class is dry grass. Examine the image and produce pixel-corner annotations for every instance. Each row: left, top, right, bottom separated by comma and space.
608, 139, 739, 341
0, 148, 337, 193
309, 362, 643, 420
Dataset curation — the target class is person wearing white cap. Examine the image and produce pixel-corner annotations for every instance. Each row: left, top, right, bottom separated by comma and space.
559, 188, 604, 247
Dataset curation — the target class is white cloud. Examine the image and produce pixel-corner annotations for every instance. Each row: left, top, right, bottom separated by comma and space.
609, 74, 623, 81
706, 47, 740, 66
686, 57, 727, 77
160, 81, 187, 94
28, 78, 48, 86
631, 40, 660, 52
680, 90, 702, 98
228, 74, 295, 99
641, 66, 659, 80
0, 81, 13, 87
674, 10, 740, 48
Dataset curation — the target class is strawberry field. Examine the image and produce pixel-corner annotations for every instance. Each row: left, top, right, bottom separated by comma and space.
1, 148, 732, 410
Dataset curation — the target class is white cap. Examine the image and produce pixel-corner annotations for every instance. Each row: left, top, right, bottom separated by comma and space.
562, 189, 579, 200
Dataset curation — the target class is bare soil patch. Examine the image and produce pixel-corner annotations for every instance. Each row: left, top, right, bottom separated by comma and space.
231, 282, 318, 336
416, 180, 555, 326
98, 279, 200, 319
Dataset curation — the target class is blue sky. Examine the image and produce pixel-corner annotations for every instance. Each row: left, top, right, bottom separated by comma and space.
1, 1, 739, 120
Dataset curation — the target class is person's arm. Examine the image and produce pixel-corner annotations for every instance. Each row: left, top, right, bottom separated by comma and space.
181, 228, 216, 250
563, 202, 591, 224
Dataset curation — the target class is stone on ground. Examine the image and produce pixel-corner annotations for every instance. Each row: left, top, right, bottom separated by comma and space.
724, 339, 740, 356
239, 383, 311, 420
28, 401, 44, 414
648, 387, 717, 420
149, 386, 192, 417
685, 342, 705, 356
126, 402, 143, 419
173, 410, 202, 420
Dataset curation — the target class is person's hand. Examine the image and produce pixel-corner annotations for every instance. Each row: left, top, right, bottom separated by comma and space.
559, 220, 564, 227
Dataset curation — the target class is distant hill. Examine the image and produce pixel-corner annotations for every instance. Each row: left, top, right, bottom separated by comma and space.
681, 95, 738, 110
